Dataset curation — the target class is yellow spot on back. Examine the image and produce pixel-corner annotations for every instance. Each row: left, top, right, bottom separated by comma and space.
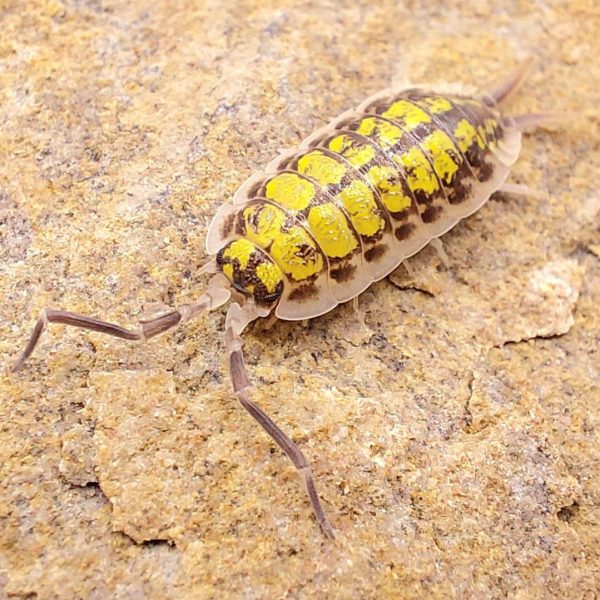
454, 118, 485, 152
357, 117, 403, 149
418, 95, 454, 114
421, 130, 460, 185
307, 203, 358, 258
382, 100, 431, 130
256, 261, 283, 294
243, 204, 324, 281
329, 134, 376, 168
222, 238, 255, 269
366, 165, 412, 214
270, 227, 324, 280
336, 179, 385, 237
265, 173, 315, 211
223, 263, 234, 280
395, 147, 439, 195
297, 151, 346, 186
243, 203, 285, 248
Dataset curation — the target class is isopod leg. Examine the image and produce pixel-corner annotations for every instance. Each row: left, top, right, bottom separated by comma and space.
11, 273, 231, 372
225, 302, 336, 540
497, 182, 546, 199
429, 238, 450, 268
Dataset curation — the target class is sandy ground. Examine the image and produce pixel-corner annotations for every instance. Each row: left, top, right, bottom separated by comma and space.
1, 0, 598, 598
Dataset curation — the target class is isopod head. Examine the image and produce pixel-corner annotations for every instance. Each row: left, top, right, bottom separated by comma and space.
216, 238, 284, 305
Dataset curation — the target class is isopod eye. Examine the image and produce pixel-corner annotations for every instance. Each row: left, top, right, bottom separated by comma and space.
217, 239, 284, 305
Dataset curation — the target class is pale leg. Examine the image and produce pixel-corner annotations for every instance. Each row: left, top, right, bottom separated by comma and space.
225, 302, 335, 539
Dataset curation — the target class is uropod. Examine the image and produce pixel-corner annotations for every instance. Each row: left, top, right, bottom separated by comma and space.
12, 59, 558, 539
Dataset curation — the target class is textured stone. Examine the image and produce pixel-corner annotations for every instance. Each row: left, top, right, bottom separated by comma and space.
1, 0, 599, 598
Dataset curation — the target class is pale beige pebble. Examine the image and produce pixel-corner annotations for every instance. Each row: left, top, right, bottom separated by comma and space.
491, 259, 585, 345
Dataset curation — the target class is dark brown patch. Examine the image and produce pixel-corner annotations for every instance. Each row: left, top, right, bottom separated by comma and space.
288, 282, 319, 302
413, 189, 434, 206
465, 144, 495, 183
366, 98, 393, 114
491, 120, 504, 141
421, 206, 443, 223
388, 205, 411, 222
244, 203, 261, 230
220, 211, 236, 239
330, 263, 356, 282
235, 211, 246, 235
277, 155, 295, 170
446, 162, 473, 205
216, 246, 227, 267
364, 243, 388, 262
256, 280, 284, 305
481, 159, 494, 182
295, 242, 319, 261
247, 179, 264, 198
473, 157, 494, 182
334, 117, 357, 130
447, 180, 472, 205
394, 223, 416, 241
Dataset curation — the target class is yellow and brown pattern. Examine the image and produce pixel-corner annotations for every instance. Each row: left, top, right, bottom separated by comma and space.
399, 90, 504, 185
238, 200, 325, 282
305, 130, 425, 255
216, 238, 284, 304
242, 170, 361, 262
237, 169, 375, 297
363, 93, 479, 206
331, 114, 450, 227
271, 148, 395, 274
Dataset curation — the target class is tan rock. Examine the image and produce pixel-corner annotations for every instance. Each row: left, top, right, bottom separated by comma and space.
1, 1, 598, 598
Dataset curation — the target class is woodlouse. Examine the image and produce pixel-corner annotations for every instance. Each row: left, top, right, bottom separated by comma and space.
12, 59, 558, 539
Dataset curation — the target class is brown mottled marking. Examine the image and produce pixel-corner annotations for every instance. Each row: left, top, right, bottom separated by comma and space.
235, 210, 246, 236
364, 244, 388, 262
247, 180, 264, 198
474, 156, 494, 183
329, 263, 357, 282
421, 206, 443, 223
394, 223, 416, 241
220, 211, 237, 239
288, 281, 319, 302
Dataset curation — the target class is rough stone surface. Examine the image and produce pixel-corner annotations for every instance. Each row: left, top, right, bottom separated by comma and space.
1, 1, 599, 598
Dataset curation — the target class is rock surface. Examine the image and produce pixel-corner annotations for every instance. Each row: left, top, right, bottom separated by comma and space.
1, 0, 598, 598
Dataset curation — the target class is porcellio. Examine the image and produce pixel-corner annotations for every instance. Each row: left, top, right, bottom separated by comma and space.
12, 59, 557, 539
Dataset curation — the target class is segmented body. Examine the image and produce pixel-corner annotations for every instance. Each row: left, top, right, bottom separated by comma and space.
11, 61, 546, 539
208, 85, 522, 319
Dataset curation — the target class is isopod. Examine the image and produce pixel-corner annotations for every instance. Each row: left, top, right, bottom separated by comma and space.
12, 59, 558, 539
